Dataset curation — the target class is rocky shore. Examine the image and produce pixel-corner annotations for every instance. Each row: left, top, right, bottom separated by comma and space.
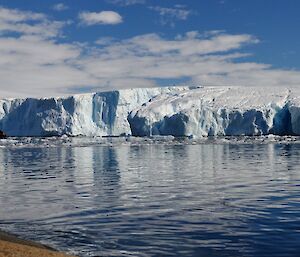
0, 230, 76, 257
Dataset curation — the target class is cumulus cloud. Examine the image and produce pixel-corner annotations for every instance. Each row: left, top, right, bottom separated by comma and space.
75, 32, 262, 84
1, 7, 300, 99
149, 5, 193, 26
106, 0, 146, 6
79, 11, 123, 25
0, 7, 45, 22
52, 3, 69, 11
0, 7, 94, 98
123, 33, 258, 56
0, 6, 65, 38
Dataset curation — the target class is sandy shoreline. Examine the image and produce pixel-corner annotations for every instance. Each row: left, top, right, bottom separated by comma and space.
0, 230, 76, 257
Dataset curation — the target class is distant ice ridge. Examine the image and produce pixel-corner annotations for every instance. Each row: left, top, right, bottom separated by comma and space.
1, 86, 300, 137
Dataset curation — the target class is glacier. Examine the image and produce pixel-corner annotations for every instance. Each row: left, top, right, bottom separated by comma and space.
0, 87, 186, 137
1, 86, 300, 137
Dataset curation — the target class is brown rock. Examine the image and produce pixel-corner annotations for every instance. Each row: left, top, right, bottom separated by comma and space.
0, 231, 77, 257
0, 240, 77, 257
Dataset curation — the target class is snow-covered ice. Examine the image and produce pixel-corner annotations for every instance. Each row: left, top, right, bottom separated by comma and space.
0, 87, 186, 137
1, 86, 300, 137
129, 87, 296, 137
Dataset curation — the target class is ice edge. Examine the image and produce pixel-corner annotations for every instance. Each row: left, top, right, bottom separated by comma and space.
1, 86, 300, 137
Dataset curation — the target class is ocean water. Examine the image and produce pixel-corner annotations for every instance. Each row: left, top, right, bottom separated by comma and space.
0, 137, 300, 256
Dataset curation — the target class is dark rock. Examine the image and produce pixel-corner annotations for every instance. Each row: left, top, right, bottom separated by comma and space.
0, 130, 7, 139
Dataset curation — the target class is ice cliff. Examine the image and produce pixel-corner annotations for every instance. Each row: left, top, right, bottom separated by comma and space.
0, 87, 186, 137
1, 86, 300, 137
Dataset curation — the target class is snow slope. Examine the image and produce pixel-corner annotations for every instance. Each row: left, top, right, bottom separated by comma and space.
0, 86, 300, 137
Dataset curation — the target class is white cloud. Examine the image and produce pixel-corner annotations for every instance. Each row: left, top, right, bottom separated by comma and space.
106, 0, 146, 6
0, 7, 94, 98
1, 7, 300, 99
124, 33, 258, 56
0, 7, 45, 22
79, 11, 123, 25
149, 5, 192, 26
75, 33, 262, 83
52, 3, 69, 11
0, 6, 65, 38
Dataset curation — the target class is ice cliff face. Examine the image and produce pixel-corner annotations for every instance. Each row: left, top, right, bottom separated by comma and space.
128, 87, 296, 137
1, 86, 300, 137
0, 87, 186, 137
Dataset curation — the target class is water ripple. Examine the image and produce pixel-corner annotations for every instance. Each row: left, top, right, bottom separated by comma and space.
0, 143, 300, 256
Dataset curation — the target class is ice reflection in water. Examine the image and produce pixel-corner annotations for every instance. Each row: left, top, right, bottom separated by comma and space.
0, 143, 300, 256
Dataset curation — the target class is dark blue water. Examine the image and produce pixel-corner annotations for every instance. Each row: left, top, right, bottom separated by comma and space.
0, 142, 300, 256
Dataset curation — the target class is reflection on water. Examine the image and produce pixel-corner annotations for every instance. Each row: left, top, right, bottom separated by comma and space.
0, 143, 300, 256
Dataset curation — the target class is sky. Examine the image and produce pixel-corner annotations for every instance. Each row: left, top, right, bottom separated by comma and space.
0, 0, 300, 98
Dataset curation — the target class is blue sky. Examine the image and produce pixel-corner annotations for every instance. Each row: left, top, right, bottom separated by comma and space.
0, 0, 300, 98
